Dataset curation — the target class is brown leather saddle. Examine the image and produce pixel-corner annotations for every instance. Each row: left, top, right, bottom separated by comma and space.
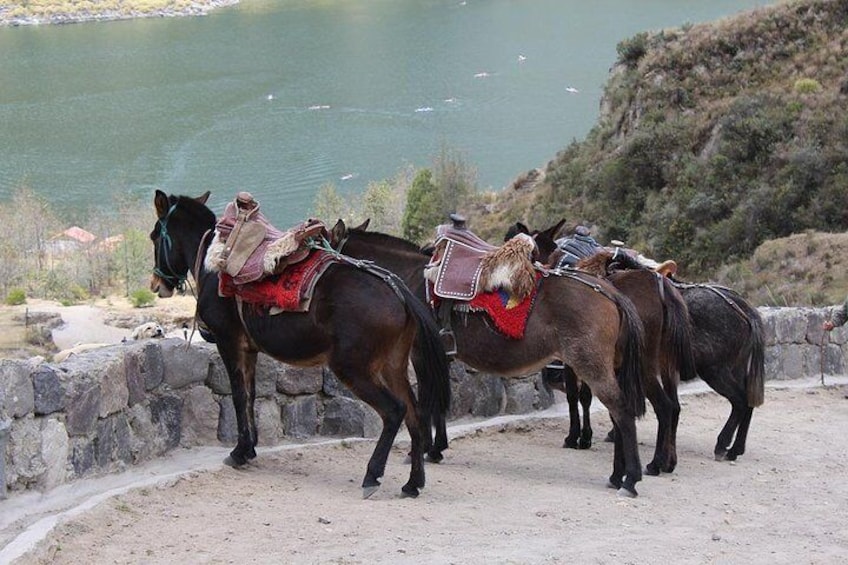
428, 215, 498, 300
209, 192, 328, 286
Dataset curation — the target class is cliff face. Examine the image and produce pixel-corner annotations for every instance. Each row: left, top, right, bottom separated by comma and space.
475, 0, 848, 280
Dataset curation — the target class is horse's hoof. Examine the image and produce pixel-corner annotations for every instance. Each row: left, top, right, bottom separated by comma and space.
606, 477, 623, 490
714, 450, 727, 461
645, 463, 661, 476
224, 455, 247, 468
401, 485, 420, 498
563, 437, 579, 449
425, 451, 444, 463
604, 431, 615, 443
362, 485, 381, 499
617, 486, 638, 498
577, 439, 592, 450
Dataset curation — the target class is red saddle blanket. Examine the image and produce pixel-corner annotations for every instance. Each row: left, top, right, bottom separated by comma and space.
442, 273, 541, 340
218, 250, 338, 312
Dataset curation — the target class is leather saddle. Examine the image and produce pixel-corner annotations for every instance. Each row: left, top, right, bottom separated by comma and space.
427, 215, 499, 300
207, 192, 328, 285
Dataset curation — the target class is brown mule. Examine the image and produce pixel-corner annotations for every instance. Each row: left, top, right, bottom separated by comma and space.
333, 221, 649, 496
149, 191, 451, 498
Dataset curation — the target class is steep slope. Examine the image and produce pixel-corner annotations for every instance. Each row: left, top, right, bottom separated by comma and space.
474, 0, 848, 281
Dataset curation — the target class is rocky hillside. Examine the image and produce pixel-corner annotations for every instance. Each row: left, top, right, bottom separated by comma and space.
472, 0, 848, 289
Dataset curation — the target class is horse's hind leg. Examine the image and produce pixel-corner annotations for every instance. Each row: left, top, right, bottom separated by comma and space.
726, 406, 755, 461
383, 357, 427, 497
334, 360, 409, 498
594, 386, 642, 496
645, 372, 681, 475
715, 403, 745, 461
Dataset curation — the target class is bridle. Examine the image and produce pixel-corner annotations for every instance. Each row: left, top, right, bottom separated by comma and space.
153, 202, 188, 293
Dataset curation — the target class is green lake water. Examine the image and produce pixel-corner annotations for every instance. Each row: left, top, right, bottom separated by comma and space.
0, 0, 777, 224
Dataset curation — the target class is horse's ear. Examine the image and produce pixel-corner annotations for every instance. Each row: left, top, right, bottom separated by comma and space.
352, 218, 370, 231
551, 218, 567, 239
154, 190, 170, 218
330, 219, 346, 247
504, 221, 529, 242
195, 191, 211, 205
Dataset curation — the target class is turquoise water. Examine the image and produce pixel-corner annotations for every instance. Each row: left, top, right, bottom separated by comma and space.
0, 0, 778, 224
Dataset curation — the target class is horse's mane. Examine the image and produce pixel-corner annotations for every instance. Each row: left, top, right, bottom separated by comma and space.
349, 228, 427, 256
174, 194, 217, 227
575, 250, 614, 277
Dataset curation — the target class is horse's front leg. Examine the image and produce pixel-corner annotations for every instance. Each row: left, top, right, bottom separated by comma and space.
562, 368, 583, 449
578, 381, 594, 449
218, 336, 259, 467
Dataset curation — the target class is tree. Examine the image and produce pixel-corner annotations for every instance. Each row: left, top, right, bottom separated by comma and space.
402, 169, 442, 244
313, 182, 350, 225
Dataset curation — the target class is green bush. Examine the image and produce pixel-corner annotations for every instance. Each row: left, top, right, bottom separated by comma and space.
793, 78, 822, 94
616, 33, 649, 68
5, 288, 26, 306
130, 288, 156, 308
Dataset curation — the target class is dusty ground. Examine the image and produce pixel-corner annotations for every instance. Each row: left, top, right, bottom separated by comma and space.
5, 382, 848, 565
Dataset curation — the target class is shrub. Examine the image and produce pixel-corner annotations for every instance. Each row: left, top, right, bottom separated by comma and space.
130, 288, 156, 308
616, 33, 649, 68
5, 288, 26, 306
793, 78, 822, 94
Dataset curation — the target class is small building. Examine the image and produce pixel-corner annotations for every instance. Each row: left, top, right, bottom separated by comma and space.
46, 226, 97, 255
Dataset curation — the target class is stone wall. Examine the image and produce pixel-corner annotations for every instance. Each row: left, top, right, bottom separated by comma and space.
2, 306, 846, 501
0, 339, 552, 500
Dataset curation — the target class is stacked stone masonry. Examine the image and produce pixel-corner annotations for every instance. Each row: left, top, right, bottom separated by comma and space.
1, 307, 845, 500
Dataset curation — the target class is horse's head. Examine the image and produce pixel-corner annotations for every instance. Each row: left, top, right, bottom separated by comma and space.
149, 190, 213, 298
503, 219, 565, 265
330, 218, 370, 250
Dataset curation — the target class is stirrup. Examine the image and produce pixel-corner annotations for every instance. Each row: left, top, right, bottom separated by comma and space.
438, 328, 458, 357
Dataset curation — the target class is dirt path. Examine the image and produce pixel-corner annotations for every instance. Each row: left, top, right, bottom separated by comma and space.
6, 381, 848, 564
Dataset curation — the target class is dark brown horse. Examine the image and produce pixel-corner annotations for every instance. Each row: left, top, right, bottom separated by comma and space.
512, 222, 696, 475
149, 191, 451, 498
563, 249, 696, 474
333, 221, 650, 496
522, 221, 764, 463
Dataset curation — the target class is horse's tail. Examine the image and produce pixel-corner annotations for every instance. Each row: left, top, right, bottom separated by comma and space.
393, 277, 452, 421
725, 289, 765, 408
613, 291, 647, 418
659, 275, 698, 383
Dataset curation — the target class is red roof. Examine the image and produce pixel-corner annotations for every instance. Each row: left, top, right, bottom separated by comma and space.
52, 226, 96, 244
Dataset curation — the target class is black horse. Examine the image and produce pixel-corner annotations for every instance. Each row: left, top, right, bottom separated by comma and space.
149, 191, 451, 498
333, 221, 650, 496
671, 282, 765, 461
519, 221, 765, 463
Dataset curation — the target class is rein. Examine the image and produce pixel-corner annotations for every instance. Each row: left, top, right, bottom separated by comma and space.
540, 265, 620, 303
308, 236, 409, 304
672, 281, 752, 328
154, 203, 188, 293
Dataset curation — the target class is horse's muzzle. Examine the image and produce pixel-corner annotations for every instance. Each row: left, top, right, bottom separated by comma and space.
150, 274, 174, 298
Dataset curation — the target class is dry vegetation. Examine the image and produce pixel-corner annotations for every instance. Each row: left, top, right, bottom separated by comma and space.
717, 230, 848, 307
0, 0, 236, 25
